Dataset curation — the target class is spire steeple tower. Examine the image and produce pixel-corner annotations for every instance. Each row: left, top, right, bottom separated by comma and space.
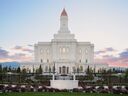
52, 8, 75, 41
59, 8, 70, 33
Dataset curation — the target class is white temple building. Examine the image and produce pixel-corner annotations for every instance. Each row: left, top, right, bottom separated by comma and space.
20, 9, 109, 75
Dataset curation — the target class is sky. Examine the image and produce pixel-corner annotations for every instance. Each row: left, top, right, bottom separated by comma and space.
0, 0, 128, 67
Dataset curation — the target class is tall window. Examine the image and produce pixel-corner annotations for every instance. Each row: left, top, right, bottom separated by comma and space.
47, 59, 49, 63
62, 48, 66, 53
79, 59, 81, 63
40, 49, 43, 53
46, 49, 49, 54
41, 59, 43, 63
60, 47, 69, 54
86, 59, 88, 63
67, 67, 69, 74
85, 50, 88, 54
59, 67, 61, 74
79, 49, 82, 54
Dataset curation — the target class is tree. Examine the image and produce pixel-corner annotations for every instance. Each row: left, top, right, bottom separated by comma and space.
21, 68, 27, 83
17, 67, 21, 73
80, 66, 83, 72
38, 65, 42, 74
3, 67, 8, 73
124, 69, 128, 83
86, 66, 91, 74
49, 67, 51, 73
125, 69, 128, 78
77, 67, 79, 73
8, 66, 11, 72
86, 66, 94, 80
36, 65, 43, 74
106, 69, 112, 85
22, 68, 27, 74
0, 64, 3, 83
0, 64, 2, 73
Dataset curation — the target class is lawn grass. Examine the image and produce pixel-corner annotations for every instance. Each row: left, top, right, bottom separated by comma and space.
0, 92, 127, 96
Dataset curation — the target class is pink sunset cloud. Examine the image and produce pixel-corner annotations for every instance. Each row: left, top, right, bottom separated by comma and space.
13, 45, 33, 53
0, 46, 33, 62
95, 48, 128, 67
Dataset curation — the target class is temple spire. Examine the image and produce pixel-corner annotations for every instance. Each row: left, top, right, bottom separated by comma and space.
61, 8, 68, 16
59, 8, 69, 33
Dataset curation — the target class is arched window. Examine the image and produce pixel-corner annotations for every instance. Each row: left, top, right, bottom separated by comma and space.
79, 49, 82, 54
59, 67, 61, 74
40, 49, 43, 53
47, 59, 49, 63
86, 59, 88, 63
79, 59, 81, 63
46, 49, 49, 54
41, 59, 43, 63
85, 50, 88, 54
67, 67, 69, 74
60, 47, 69, 54
62, 48, 66, 53
66, 48, 69, 53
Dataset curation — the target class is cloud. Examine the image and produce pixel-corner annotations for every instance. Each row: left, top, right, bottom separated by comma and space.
95, 47, 116, 54
95, 48, 128, 67
0, 47, 33, 62
22, 48, 33, 53
119, 49, 128, 58
13, 45, 33, 53
0, 48, 9, 58
13, 46, 22, 50
10, 53, 32, 62
10, 53, 26, 59
95, 50, 106, 54
28, 44, 33, 47
105, 47, 115, 51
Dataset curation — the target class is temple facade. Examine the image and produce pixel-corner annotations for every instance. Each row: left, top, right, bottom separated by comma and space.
20, 9, 108, 74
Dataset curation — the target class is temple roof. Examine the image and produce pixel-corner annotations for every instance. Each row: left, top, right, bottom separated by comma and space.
61, 8, 68, 16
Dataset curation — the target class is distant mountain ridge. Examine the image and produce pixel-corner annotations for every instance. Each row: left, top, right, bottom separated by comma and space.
0, 62, 20, 68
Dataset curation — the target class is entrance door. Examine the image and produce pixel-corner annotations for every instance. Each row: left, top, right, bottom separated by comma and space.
62, 66, 66, 75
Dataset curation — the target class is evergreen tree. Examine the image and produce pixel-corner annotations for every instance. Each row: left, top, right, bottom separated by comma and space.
22, 68, 27, 74
125, 69, 128, 78
0, 64, 2, 73
3, 67, 8, 73
38, 65, 42, 74
86, 66, 94, 80
49, 67, 51, 73
17, 67, 21, 73
8, 66, 11, 72
86, 66, 90, 74
125, 69, 128, 83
